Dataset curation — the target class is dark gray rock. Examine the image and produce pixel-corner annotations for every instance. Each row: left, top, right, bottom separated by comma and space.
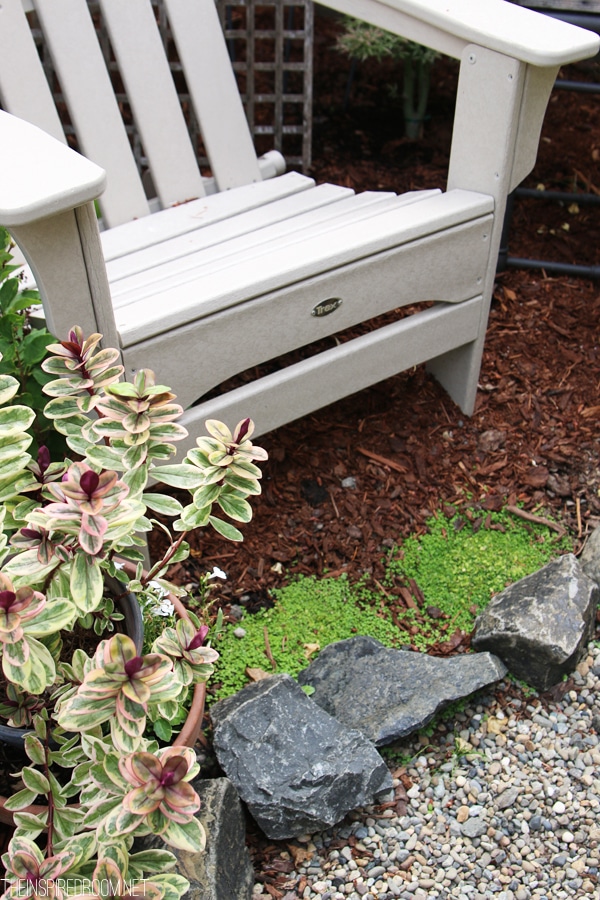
580, 525, 600, 588
296, 636, 506, 746
210, 673, 393, 840
472, 553, 598, 691
137, 777, 254, 900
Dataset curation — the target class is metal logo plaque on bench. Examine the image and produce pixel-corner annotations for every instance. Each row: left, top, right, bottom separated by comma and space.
312, 298, 343, 317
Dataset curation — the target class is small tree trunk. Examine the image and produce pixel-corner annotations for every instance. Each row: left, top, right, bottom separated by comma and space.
403, 58, 432, 140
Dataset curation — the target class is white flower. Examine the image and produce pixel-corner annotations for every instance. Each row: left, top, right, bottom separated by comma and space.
208, 566, 227, 580
145, 581, 175, 617
153, 598, 175, 617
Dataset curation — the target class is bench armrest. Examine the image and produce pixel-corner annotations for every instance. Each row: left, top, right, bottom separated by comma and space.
0, 111, 106, 227
322, 0, 599, 65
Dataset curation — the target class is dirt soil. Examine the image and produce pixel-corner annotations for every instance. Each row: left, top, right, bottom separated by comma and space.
160, 9, 600, 624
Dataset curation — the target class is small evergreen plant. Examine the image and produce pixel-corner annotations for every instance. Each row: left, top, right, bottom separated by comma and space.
0, 324, 267, 900
336, 18, 438, 139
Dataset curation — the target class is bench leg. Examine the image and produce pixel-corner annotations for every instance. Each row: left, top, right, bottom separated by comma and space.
427, 333, 485, 416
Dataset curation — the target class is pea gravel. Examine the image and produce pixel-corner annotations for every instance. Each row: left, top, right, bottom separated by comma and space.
252, 641, 600, 900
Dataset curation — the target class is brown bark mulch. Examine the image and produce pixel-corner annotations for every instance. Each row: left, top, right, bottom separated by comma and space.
172, 264, 599, 600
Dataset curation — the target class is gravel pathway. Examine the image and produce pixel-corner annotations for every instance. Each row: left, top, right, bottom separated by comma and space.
252, 641, 600, 900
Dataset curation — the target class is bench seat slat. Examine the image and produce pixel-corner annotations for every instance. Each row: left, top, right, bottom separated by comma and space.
105, 182, 357, 280
112, 191, 444, 307
122, 216, 491, 411
106, 185, 413, 284
115, 189, 493, 346
100, 172, 317, 261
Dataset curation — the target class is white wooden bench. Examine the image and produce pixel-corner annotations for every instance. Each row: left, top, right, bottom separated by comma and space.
0, 0, 597, 452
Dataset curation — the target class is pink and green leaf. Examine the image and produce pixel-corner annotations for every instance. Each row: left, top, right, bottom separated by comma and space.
124, 786, 162, 817
149, 465, 205, 490
3, 787, 40, 812
149, 813, 206, 853
79, 513, 108, 556
216, 492, 252, 523
99, 805, 142, 839
23, 598, 76, 637
43, 375, 94, 397
176, 505, 211, 530
208, 516, 243, 542
70, 552, 104, 612
0, 405, 36, 438
20, 767, 50, 796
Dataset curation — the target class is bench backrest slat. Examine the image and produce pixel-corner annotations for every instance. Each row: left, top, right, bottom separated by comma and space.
3, 0, 266, 226
97, 0, 206, 208
164, 0, 262, 190
0, 0, 65, 142
33, 0, 151, 227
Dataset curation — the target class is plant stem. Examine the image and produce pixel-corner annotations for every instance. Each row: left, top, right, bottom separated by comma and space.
42, 728, 55, 857
143, 530, 189, 584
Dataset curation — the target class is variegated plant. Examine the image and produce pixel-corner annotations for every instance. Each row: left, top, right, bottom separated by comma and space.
0, 327, 267, 900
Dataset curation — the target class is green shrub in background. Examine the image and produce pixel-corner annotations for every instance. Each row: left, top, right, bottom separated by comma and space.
336, 17, 439, 139
384, 506, 572, 649
0, 227, 63, 458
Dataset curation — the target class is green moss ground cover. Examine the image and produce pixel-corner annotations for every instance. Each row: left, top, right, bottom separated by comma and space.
210, 573, 398, 701
383, 507, 571, 649
210, 505, 571, 701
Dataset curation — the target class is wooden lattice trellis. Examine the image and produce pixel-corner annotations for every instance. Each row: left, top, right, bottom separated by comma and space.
216, 0, 313, 170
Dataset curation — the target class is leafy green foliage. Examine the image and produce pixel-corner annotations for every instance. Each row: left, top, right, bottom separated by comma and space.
76, 595, 124, 639
0, 228, 63, 458
336, 18, 438, 64
3, 325, 267, 622
0, 322, 267, 900
212, 504, 570, 698
336, 18, 439, 138
0, 572, 75, 694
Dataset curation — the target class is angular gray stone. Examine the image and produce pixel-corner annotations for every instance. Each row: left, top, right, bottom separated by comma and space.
137, 777, 254, 900
580, 525, 600, 588
296, 635, 507, 746
461, 817, 488, 839
210, 673, 393, 840
472, 553, 599, 692
495, 785, 520, 811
